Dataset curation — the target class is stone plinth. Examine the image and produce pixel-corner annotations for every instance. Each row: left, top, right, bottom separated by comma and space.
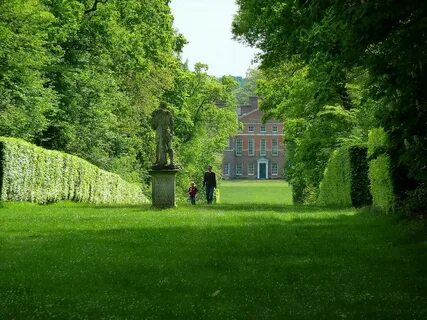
149, 168, 179, 208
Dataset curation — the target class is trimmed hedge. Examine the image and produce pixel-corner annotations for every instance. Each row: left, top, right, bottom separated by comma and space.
317, 146, 371, 207
317, 147, 352, 206
0, 137, 148, 205
367, 128, 394, 213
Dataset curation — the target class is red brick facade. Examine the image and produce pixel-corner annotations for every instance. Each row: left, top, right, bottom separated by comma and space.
222, 97, 286, 179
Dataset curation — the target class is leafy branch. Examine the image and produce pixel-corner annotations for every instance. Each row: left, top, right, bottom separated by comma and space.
84, 0, 108, 14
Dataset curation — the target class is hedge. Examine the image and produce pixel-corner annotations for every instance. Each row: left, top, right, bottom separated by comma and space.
367, 128, 394, 213
317, 146, 371, 207
0, 137, 148, 205
317, 147, 352, 206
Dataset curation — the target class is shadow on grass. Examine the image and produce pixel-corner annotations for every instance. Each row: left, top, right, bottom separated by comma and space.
180, 202, 355, 214
1, 210, 426, 319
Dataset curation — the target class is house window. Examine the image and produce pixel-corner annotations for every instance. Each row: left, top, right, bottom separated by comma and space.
260, 139, 266, 156
272, 138, 278, 156
248, 162, 255, 175
272, 126, 278, 134
260, 125, 266, 133
248, 125, 254, 133
236, 163, 242, 176
235, 138, 242, 156
272, 163, 278, 175
224, 163, 230, 176
228, 138, 233, 149
248, 138, 254, 156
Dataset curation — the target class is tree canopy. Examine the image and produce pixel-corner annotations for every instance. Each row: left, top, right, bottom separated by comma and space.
233, 0, 427, 209
0, 0, 238, 193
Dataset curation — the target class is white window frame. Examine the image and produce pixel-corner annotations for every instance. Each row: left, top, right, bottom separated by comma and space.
271, 163, 278, 176
272, 126, 278, 134
236, 163, 242, 176
248, 138, 254, 156
272, 138, 278, 156
224, 163, 230, 176
248, 125, 254, 133
260, 125, 266, 133
260, 138, 266, 156
235, 138, 242, 156
248, 162, 255, 175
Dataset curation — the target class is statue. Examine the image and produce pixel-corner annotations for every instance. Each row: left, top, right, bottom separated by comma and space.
150, 102, 174, 168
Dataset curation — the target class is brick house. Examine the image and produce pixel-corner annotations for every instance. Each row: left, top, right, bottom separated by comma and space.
222, 97, 286, 179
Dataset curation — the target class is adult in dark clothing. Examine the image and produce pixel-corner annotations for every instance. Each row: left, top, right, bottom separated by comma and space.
203, 165, 217, 204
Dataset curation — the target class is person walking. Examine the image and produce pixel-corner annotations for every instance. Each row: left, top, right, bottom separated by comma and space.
203, 165, 217, 204
187, 181, 198, 205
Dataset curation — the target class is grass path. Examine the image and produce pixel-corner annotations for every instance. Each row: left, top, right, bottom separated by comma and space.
0, 181, 426, 319
219, 180, 292, 205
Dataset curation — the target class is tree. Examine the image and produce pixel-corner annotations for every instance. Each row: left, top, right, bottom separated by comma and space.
169, 63, 239, 193
233, 0, 427, 209
233, 68, 260, 105
0, 0, 57, 140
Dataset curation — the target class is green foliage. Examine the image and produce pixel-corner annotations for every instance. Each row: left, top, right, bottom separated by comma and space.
317, 148, 352, 207
0, 137, 147, 204
318, 146, 371, 207
233, 0, 427, 213
0, 0, 185, 186
0, 0, 58, 140
367, 128, 394, 213
369, 155, 394, 214
255, 56, 370, 205
367, 127, 389, 159
233, 68, 260, 105
170, 64, 239, 194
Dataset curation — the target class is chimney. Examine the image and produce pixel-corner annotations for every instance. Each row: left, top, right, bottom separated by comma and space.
249, 96, 259, 110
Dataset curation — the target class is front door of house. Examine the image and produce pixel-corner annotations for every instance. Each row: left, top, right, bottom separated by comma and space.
259, 163, 266, 179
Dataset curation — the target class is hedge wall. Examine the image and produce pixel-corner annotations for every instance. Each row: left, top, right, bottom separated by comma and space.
317, 146, 371, 207
367, 128, 394, 213
0, 137, 148, 204
317, 148, 352, 206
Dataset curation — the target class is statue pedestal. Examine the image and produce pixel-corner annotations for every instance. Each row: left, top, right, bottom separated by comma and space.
149, 168, 180, 208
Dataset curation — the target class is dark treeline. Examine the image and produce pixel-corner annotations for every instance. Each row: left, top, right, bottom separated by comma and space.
0, 0, 238, 192
233, 0, 426, 214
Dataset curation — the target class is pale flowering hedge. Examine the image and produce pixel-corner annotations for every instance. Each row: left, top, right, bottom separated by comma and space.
0, 137, 148, 204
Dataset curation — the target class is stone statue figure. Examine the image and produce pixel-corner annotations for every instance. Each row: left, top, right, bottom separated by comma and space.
150, 102, 174, 168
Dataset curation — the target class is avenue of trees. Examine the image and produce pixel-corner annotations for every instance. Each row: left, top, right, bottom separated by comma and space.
233, 0, 426, 214
0, 0, 238, 193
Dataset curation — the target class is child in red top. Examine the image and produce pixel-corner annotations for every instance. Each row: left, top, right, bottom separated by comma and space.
188, 181, 198, 205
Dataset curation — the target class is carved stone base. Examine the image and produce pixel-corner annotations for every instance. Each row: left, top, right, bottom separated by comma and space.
149, 168, 180, 208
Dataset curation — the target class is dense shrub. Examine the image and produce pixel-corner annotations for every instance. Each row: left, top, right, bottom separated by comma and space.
367, 128, 394, 213
291, 176, 306, 204
369, 155, 394, 213
317, 146, 371, 207
367, 128, 389, 160
0, 137, 148, 205
317, 148, 352, 206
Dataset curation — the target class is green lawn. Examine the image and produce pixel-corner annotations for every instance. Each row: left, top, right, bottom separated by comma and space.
219, 179, 292, 205
0, 182, 426, 319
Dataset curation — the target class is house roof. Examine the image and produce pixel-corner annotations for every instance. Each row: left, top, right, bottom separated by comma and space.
239, 108, 282, 124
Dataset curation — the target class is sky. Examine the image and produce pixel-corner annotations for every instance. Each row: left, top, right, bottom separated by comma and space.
170, 0, 259, 77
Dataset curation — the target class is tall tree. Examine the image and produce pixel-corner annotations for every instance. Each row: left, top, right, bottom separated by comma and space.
233, 0, 427, 208
169, 63, 239, 192
0, 0, 57, 140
